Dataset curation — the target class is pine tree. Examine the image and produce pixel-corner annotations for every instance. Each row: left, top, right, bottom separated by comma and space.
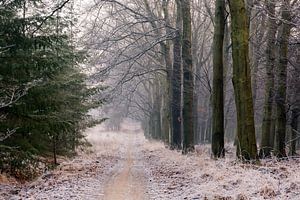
0, 0, 103, 178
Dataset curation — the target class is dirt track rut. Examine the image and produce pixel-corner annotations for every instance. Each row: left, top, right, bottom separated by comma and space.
103, 133, 147, 200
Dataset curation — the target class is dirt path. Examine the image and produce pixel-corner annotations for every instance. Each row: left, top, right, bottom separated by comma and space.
103, 134, 147, 200
2, 123, 300, 199
1, 125, 149, 200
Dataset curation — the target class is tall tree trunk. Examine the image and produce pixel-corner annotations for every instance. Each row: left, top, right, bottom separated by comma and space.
247, 0, 257, 104
289, 48, 300, 156
193, 92, 199, 143
143, 0, 172, 144
259, 0, 278, 158
161, 79, 171, 143
53, 134, 58, 165
156, 85, 162, 140
182, 0, 194, 153
290, 112, 299, 156
212, 0, 225, 158
162, 0, 172, 145
228, 0, 258, 161
171, 0, 183, 149
248, 1, 266, 106
150, 81, 162, 140
149, 114, 155, 139
274, 0, 291, 158
223, 19, 232, 140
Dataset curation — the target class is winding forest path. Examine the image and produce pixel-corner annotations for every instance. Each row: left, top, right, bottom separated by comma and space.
103, 133, 147, 200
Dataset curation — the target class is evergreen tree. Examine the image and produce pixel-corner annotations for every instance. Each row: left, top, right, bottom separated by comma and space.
0, 0, 103, 178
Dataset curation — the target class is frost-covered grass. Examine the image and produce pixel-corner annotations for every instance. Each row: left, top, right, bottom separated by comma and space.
85, 126, 125, 156
2, 125, 300, 200
1, 125, 126, 200
143, 141, 300, 200
85, 120, 141, 157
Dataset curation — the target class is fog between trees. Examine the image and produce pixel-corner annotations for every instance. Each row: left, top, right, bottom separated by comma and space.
0, 0, 300, 180
91, 0, 299, 160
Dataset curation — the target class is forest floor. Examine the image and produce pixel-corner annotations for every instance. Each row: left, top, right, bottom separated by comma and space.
1, 124, 300, 200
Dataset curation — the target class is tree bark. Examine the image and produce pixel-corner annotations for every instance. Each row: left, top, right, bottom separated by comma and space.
171, 0, 183, 149
162, 0, 172, 145
228, 0, 258, 160
182, 0, 194, 153
212, 0, 225, 158
259, 0, 278, 158
274, 0, 291, 158
155, 84, 162, 140
290, 112, 299, 156
289, 48, 300, 156
248, 1, 266, 105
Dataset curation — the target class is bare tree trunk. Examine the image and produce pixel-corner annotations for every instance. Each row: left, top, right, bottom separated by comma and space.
171, 0, 183, 149
228, 0, 258, 161
212, 0, 225, 158
259, 0, 278, 158
53, 134, 58, 165
290, 112, 299, 156
182, 0, 194, 154
156, 84, 162, 140
246, 0, 265, 105
143, 0, 172, 143
289, 48, 300, 156
161, 0, 172, 145
270, 103, 276, 149
223, 18, 232, 141
161, 79, 171, 143
274, 0, 291, 158
248, 1, 266, 105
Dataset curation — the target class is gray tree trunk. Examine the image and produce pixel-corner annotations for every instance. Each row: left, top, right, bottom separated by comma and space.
274, 0, 292, 158
182, 0, 195, 154
171, 0, 183, 149
259, 0, 278, 158
212, 0, 225, 158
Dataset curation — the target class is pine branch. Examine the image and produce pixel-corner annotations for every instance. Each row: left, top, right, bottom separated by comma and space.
31, 0, 71, 35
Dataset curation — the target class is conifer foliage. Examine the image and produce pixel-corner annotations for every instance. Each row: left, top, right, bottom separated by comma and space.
0, 0, 102, 179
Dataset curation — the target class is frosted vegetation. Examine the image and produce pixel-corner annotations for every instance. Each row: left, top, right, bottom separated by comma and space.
1, 123, 300, 199
0, 0, 299, 198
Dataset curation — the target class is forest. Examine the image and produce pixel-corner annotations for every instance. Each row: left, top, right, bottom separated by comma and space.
0, 0, 300, 199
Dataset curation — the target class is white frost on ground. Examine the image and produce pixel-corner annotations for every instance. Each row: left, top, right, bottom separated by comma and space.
1, 124, 300, 200
143, 142, 300, 200
1, 125, 126, 200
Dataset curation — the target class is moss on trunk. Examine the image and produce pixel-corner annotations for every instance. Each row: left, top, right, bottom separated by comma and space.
181, 0, 194, 153
228, 0, 258, 160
